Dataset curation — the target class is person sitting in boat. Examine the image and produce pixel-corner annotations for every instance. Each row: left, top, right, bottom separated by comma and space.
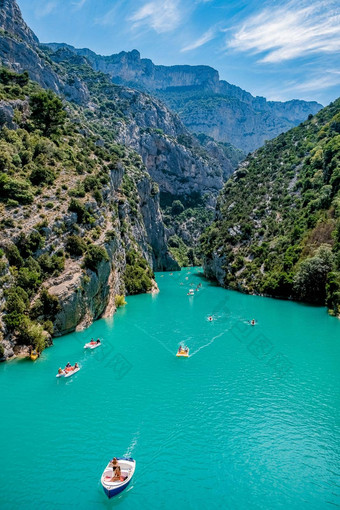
65, 362, 74, 372
110, 463, 122, 482
96, 339, 101, 343
89, 338, 96, 345
58, 368, 64, 375
74, 362, 79, 369
208, 316, 213, 321
251, 319, 256, 326
184, 347, 189, 353
178, 345, 183, 353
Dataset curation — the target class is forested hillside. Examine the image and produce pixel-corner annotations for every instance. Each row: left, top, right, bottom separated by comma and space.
0, 66, 178, 359
201, 99, 340, 315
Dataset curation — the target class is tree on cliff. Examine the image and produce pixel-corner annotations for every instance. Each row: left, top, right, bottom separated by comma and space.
29, 90, 66, 136
293, 245, 335, 304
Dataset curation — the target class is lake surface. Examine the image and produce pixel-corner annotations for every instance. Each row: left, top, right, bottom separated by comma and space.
0, 268, 339, 509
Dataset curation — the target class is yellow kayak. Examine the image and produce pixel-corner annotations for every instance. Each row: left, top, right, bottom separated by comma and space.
31, 351, 39, 361
176, 349, 189, 358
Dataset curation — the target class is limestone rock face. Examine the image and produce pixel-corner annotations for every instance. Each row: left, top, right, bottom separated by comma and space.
0, 3, 88, 103
45, 46, 221, 92
46, 44, 322, 153
0, 0, 38, 46
0, 98, 28, 128
48, 256, 118, 336
136, 177, 180, 271
203, 252, 226, 287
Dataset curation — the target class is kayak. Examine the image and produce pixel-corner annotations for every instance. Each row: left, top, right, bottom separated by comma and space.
84, 342, 101, 349
101, 458, 136, 498
56, 367, 80, 378
30, 351, 39, 361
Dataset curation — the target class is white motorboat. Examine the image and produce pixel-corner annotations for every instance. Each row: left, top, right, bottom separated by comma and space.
84, 341, 101, 349
56, 366, 80, 378
101, 458, 136, 498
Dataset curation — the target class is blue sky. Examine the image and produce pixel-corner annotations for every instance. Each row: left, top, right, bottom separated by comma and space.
17, 0, 340, 106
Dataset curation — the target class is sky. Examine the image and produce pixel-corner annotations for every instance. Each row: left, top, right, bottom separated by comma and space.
17, 0, 340, 106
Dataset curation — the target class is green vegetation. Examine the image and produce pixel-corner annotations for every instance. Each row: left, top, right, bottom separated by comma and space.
123, 250, 153, 294
65, 234, 86, 256
0, 65, 169, 355
29, 90, 67, 136
3, 285, 52, 352
83, 244, 109, 273
114, 294, 127, 307
201, 99, 340, 314
161, 193, 213, 266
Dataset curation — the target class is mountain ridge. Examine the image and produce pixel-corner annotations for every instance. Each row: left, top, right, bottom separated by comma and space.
45, 44, 322, 153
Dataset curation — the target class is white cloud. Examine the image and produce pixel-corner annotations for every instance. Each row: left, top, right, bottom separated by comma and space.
129, 0, 181, 33
73, 0, 86, 10
181, 27, 216, 52
289, 71, 340, 93
35, 1, 57, 18
227, 0, 340, 63
95, 0, 125, 26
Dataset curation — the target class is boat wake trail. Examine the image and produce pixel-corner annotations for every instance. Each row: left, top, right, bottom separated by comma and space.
190, 330, 228, 357
133, 324, 174, 356
124, 431, 140, 458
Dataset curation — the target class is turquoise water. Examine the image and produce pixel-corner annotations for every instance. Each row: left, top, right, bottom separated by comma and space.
0, 268, 339, 509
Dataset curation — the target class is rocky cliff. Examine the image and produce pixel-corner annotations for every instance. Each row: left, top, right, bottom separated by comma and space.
44, 46, 239, 251
0, 1, 216, 359
0, 2, 88, 103
0, 75, 178, 360
45, 45, 322, 153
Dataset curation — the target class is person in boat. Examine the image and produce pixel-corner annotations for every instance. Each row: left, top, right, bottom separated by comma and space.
208, 316, 213, 321
184, 347, 189, 353
74, 362, 79, 369
58, 368, 64, 375
96, 339, 101, 344
109, 458, 122, 481
110, 457, 119, 467
110, 464, 121, 482
178, 345, 183, 353
250, 319, 256, 326
66, 362, 71, 368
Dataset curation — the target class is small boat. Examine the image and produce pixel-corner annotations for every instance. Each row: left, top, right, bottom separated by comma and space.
30, 350, 39, 361
56, 366, 80, 378
187, 289, 194, 296
176, 347, 189, 357
101, 458, 136, 498
84, 341, 101, 349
